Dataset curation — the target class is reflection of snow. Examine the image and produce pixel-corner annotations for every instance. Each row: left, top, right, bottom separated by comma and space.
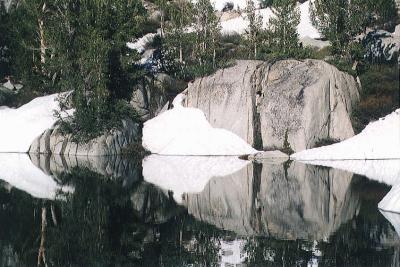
293, 109, 400, 160
219, 239, 247, 266
380, 210, 400, 238
142, 154, 250, 203
379, 186, 400, 214
0, 154, 73, 199
143, 94, 257, 155
295, 160, 400, 187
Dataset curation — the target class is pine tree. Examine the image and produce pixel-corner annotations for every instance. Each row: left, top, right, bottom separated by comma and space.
193, 0, 220, 67
245, 0, 263, 59
0, 2, 10, 78
45, 0, 147, 137
310, 0, 352, 55
165, 0, 193, 64
267, 0, 300, 56
308, 0, 391, 56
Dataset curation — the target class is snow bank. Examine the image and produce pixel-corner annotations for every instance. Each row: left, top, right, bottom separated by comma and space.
142, 154, 250, 203
127, 33, 158, 53
292, 109, 400, 160
142, 94, 257, 155
0, 94, 66, 153
0, 154, 73, 199
220, 1, 321, 39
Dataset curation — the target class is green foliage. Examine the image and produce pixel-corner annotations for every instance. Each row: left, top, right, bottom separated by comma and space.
0, 3, 10, 78
59, 99, 139, 142
266, 0, 300, 57
259, 0, 274, 8
310, 0, 398, 57
44, 0, 146, 139
352, 63, 399, 133
282, 128, 294, 155
314, 138, 339, 148
326, 58, 357, 76
244, 0, 263, 59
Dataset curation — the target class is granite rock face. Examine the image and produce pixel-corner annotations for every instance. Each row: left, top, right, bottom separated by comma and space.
184, 60, 360, 152
29, 119, 140, 156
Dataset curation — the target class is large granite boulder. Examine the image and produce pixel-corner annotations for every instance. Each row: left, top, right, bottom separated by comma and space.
29, 119, 140, 156
184, 60, 360, 152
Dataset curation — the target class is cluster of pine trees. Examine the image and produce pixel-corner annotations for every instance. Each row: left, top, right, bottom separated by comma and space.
1, 0, 149, 138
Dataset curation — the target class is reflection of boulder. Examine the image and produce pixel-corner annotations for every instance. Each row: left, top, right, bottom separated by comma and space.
30, 154, 141, 185
183, 161, 360, 240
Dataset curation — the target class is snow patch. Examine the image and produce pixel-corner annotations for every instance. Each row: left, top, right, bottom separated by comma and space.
0, 94, 70, 153
142, 93, 257, 156
142, 154, 250, 203
292, 109, 400, 160
127, 33, 158, 54
0, 153, 73, 199
220, 1, 321, 39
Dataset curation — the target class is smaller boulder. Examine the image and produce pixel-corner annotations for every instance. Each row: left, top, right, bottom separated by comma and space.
248, 150, 289, 163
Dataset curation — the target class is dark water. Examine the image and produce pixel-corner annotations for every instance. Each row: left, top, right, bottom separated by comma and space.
0, 154, 399, 267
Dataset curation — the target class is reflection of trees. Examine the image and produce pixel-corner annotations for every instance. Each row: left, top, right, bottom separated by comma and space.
0, 183, 41, 266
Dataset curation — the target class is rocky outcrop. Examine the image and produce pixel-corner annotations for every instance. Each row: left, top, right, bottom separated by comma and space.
29, 119, 140, 156
184, 60, 360, 152
183, 161, 360, 239
130, 73, 186, 121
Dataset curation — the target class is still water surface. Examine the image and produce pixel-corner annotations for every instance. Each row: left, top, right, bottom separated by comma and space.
0, 154, 399, 266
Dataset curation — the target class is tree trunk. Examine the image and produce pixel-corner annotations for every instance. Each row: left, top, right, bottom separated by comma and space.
179, 42, 183, 63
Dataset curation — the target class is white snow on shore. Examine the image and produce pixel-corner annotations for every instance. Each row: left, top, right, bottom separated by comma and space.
292, 109, 400, 160
142, 154, 250, 203
0, 153, 73, 199
143, 94, 257, 155
0, 94, 66, 153
220, 1, 321, 39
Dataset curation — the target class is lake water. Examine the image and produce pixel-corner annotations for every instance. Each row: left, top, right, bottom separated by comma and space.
0, 153, 399, 266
